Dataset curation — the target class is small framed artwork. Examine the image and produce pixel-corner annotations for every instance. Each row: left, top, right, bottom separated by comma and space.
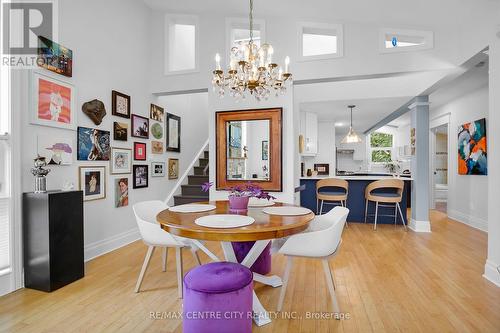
314, 163, 330, 176
113, 122, 128, 141
151, 122, 163, 140
79, 166, 106, 201
168, 158, 179, 180
151, 141, 164, 154
31, 71, 76, 130
134, 142, 147, 160
37, 36, 73, 77
132, 114, 149, 139
111, 90, 130, 118
77, 127, 110, 161
150, 104, 164, 122
166, 113, 181, 152
37, 135, 73, 165
152, 162, 165, 177
110, 147, 132, 174
262, 140, 269, 160
133, 165, 149, 189
115, 177, 129, 207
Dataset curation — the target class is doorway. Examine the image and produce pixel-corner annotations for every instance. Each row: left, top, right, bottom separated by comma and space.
431, 124, 449, 213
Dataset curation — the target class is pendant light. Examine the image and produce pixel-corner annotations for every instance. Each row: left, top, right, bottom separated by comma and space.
341, 105, 363, 144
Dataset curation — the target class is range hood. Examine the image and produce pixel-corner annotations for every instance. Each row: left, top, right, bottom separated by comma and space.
336, 149, 354, 154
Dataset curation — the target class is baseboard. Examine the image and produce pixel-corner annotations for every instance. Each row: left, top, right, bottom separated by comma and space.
409, 218, 431, 232
447, 209, 488, 232
84, 228, 141, 262
483, 259, 500, 287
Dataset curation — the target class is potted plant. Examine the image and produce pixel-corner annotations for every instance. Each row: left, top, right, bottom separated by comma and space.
201, 181, 275, 210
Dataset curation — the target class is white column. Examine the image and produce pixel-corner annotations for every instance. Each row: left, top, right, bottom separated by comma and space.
484, 27, 500, 287
409, 96, 431, 232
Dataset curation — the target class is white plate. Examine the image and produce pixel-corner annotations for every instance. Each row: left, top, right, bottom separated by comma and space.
248, 198, 276, 207
169, 204, 216, 213
262, 206, 312, 216
195, 214, 255, 228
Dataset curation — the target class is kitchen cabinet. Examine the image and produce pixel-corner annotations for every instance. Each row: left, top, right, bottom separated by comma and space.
338, 140, 366, 161
300, 112, 318, 156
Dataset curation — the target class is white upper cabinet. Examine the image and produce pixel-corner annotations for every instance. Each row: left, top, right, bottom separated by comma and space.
300, 112, 318, 156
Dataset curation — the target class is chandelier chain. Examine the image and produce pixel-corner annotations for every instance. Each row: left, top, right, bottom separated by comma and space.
249, 0, 254, 43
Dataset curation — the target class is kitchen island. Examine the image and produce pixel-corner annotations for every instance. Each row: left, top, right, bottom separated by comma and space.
300, 174, 412, 225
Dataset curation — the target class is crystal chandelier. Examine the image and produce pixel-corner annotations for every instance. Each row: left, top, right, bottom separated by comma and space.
341, 105, 363, 143
212, 0, 292, 101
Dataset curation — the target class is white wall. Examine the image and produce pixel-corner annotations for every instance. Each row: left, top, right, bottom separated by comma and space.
430, 84, 489, 231
302, 121, 335, 175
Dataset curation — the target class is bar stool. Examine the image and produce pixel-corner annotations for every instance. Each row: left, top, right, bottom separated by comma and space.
316, 178, 349, 215
364, 179, 407, 230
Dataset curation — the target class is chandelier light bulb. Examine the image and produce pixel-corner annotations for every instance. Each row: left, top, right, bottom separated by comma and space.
285, 56, 290, 73
215, 53, 221, 70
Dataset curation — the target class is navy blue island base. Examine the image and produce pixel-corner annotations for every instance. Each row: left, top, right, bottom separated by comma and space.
300, 177, 411, 225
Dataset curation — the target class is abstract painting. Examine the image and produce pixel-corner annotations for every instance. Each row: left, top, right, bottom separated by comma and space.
37, 135, 73, 165
133, 165, 148, 189
77, 127, 110, 161
458, 118, 487, 175
132, 114, 149, 139
166, 113, 180, 152
115, 177, 129, 207
110, 147, 132, 174
79, 166, 106, 201
37, 36, 73, 77
31, 72, 76, 130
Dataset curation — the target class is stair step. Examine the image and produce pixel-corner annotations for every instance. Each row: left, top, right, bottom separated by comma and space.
198, 158, 208, 167
187, 175, 209, 185
203, 151, 209, 159
181, 184, 207, 196
174, 195, 209, 205
194, 166, 208, 175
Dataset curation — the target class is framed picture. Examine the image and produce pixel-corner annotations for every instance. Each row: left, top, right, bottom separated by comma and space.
458, 118, 487, 175
77, 127, 110, 161
115, 177, 129, 208
262, 140, 269, 160
151, 122, 163, 140
314, 163, 330, 176
31, 71, 76, 130
150, 104, 164, 122
37, 36, 73, 77
113, 122, 128, 141
166, 113, 181, 152
133, 165, 148, 189
151, 141, 164, 154
110, 147, 132, 174
168, 158, 179, 180
37, 135, 73, 165
79, 166, 106, 201
111, 90, 130, 118
134, 142, 147, 160
132, 114, 149, 139
152, 162, 165, 177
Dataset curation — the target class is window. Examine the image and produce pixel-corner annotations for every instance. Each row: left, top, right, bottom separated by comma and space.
298, 22, 343, 60
226, 18, 265, 64
379, 28, 433, 53
370, 131, 393, 163
165, 15, 199, 74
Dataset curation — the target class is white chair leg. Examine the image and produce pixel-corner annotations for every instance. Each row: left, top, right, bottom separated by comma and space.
320, 200, 324, 215
175, 247, 184, 299
322, 259, 340, 314
397, 203, 407, 230
374, 202, 379, 230
162, 247, 168, 272
364, 200, 369, 223
277, 256, 293, 312
135, 245, 155, 293
191, 248, 201, 266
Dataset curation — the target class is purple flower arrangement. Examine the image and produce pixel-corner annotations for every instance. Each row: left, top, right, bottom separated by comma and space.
201, 181, 275, 210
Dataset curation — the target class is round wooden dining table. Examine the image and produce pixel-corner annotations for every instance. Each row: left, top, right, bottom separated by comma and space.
157, 200, 315, 326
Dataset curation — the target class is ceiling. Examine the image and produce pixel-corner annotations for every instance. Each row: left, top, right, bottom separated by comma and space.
300, 97, 411, 135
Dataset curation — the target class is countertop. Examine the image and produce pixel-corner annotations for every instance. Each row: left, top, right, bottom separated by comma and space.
300, 174, 413, 181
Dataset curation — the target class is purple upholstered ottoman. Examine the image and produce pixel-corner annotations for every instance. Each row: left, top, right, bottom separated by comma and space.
232, 241, 272, 275
183, 262, 253, 333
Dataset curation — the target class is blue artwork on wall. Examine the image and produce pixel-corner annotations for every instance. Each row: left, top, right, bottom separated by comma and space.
77, 126, 110, 161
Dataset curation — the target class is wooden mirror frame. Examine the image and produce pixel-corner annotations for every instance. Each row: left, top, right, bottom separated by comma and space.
216, 108, 282, 192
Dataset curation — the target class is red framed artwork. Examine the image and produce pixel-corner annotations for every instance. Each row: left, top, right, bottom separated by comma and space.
134, 142, 147, 161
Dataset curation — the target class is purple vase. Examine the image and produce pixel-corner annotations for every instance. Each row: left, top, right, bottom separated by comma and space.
228, 195, 250, 211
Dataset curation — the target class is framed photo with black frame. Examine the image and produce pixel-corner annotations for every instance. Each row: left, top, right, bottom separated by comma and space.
166, 113, 181, 152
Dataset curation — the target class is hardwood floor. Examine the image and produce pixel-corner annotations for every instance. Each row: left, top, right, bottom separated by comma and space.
1, 210, 499, 332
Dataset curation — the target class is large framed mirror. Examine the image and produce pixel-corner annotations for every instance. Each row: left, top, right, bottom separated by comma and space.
216, 108, 282, 191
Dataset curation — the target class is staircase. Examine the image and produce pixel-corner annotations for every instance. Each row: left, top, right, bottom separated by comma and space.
173, 151, 210, 205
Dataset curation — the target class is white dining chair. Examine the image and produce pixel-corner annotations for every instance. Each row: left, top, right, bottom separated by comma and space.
277, 206, 349, 313
133, 200, 201, 298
